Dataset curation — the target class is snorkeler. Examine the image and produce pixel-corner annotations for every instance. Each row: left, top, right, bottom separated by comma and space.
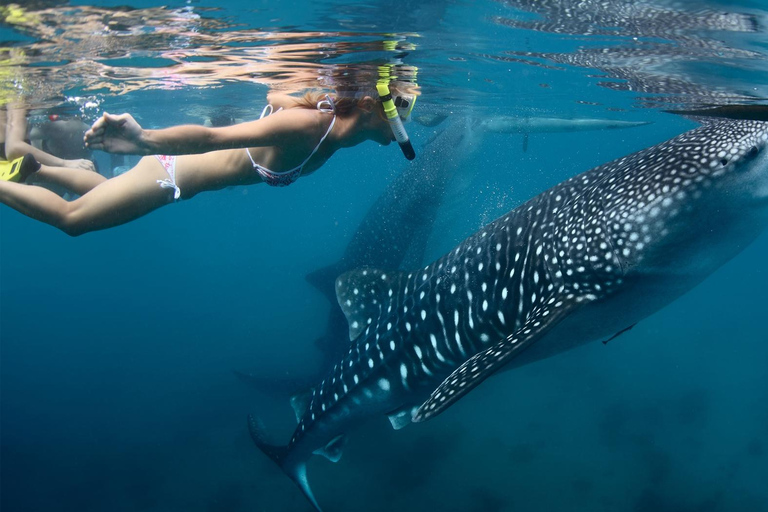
0, 83, 417, 236
0, 106, 96, 181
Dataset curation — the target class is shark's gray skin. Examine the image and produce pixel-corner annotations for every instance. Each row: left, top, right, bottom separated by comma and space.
250, 119, 768, 510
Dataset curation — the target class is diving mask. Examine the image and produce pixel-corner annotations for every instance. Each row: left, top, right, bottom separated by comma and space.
394, 93, 416, 122
377, 83, 416, 160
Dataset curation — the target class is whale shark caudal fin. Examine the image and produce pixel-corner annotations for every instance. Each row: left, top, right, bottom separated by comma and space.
247, 414, 324, 512
413, 295, 588, 422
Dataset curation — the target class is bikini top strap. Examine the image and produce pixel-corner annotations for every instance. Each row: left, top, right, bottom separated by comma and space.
244, 147, 258, 168
298, 115, 336, 170
260, 104, 284, 119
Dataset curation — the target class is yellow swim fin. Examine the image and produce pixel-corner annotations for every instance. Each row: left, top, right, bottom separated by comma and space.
0, 154, 38, 183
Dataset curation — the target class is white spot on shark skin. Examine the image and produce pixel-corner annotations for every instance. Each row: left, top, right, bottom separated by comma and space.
390, 340, 396, 351
378, 379, 390, 391
430, 334, 446, 363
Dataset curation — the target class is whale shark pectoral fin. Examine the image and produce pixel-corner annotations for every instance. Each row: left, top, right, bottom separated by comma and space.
413, 299, 582, 422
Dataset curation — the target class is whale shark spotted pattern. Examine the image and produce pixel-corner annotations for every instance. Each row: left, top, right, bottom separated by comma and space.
250, 119, 768, 511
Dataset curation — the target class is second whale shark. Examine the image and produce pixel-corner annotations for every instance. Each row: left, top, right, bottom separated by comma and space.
250, 118, 768, 510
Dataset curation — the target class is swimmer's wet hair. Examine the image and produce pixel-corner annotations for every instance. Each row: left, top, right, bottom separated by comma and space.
290, 82, 420, 117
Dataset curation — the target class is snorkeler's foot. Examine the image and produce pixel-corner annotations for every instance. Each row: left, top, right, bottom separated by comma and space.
18, 154, 41, 183
0, 153, 39, 183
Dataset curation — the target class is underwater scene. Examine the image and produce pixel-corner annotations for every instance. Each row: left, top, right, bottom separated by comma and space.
1, 0, 768, 511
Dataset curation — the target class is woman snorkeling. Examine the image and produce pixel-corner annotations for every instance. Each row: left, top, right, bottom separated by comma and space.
0, 84, 417, 236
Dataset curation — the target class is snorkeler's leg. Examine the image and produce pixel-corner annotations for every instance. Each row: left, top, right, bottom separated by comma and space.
31, 164, 107, 195
0, 157, 175, 236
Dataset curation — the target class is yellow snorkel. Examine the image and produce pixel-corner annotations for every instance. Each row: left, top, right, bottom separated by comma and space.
376, 81, 416, 161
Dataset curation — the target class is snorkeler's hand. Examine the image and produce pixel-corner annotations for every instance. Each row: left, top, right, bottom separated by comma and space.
84, 112, 147, 155
63, 159, 97, 172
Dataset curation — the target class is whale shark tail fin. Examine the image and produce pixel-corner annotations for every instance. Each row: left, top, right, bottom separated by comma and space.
247, 414, 323, 512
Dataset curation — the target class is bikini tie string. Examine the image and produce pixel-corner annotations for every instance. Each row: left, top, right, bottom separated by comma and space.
157, 179, 181, 201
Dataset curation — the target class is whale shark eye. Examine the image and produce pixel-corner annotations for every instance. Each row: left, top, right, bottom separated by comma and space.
720, 157, 729, 166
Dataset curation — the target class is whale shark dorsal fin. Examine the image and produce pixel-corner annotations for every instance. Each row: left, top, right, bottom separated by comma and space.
413, 295, 588, 422
305, 264, 343, 305
312, 434, 347, 463
290, 390, 313, 423
335, 268, 409, 340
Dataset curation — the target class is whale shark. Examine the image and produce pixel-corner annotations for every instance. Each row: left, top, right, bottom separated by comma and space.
236, 113, 650, 395
248, 118, 768, 510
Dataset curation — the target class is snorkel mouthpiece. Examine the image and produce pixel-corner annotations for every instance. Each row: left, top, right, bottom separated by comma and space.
376, 82, 416, 160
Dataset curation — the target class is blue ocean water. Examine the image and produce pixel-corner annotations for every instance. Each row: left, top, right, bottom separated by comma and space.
1, 1, 767, 511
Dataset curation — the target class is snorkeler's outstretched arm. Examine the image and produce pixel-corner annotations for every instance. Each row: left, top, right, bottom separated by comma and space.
85, 110, 309, 155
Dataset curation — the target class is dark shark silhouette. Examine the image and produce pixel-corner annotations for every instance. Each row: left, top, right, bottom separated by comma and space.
249, 118, 768, 510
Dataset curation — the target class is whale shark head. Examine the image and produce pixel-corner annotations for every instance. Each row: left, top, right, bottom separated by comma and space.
599, 119, 768, 281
